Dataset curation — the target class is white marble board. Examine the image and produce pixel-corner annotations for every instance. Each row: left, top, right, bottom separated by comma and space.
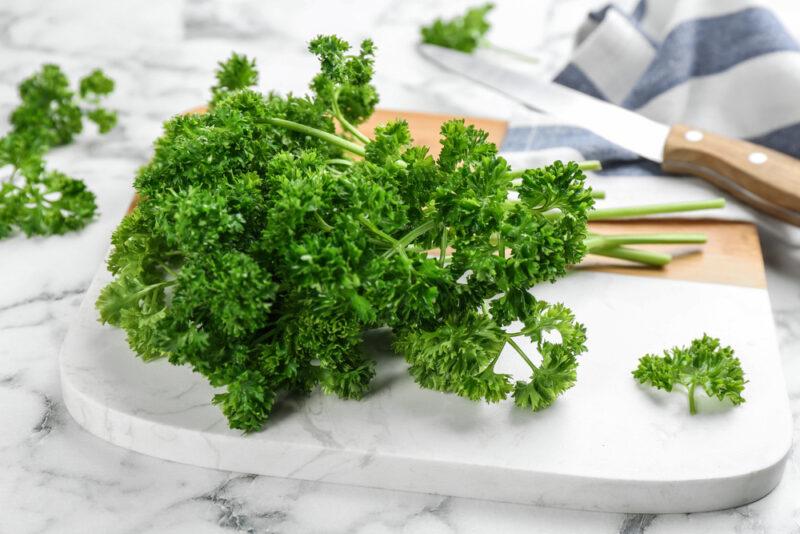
59, 265, 792, 514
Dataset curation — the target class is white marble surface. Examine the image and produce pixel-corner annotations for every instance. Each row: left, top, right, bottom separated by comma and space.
61, 268, 792, 513
2, 0, 800, 532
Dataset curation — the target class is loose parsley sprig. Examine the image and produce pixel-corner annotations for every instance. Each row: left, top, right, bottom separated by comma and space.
0, 65, 117, 238
633, 335, 747, 414
98, 37, 723, 432
421, 3, 538, 63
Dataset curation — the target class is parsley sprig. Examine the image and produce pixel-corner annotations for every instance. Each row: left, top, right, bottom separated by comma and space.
421, 3, 538, 63
633, 335, 747, 414
0, 65, 117, 238
98, 37, 723, 432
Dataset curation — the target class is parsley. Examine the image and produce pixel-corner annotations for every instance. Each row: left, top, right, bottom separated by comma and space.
421, 3, 494, 53
0, 65, 117, 238
633, 335, 747, 414
210, 53, 259, 107
421, 4, 537, 63
98, 36, 723, 432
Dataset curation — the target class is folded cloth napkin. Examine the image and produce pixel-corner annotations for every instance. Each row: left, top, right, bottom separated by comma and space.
499, 0, 800, 245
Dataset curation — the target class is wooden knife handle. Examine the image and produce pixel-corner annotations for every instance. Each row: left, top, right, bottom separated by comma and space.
662, 124, 800, 226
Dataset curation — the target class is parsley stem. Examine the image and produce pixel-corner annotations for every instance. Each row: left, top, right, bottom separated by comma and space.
263, 117, 366, 157
358, 215, 398, 246
332, 91, 371, 144
160, 263, 180, 278
508, 160, 601, 179
326, 158, 354, 167
384, 219, 437, 258
507, 336, 538, 372
483, 350, 503, 374
586, 233, 707, 248
589, 246, 671, 267
438, 226, 448, 266
588, 198, 725, 220
314, 211, 334, 232
688, 382, 698, 415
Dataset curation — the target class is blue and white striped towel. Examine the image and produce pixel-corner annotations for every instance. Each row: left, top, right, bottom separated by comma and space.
499, 0, 800, 244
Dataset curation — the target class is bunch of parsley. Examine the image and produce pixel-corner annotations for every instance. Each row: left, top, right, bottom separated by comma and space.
0, 65, 117, 238
98, 36, 721, 432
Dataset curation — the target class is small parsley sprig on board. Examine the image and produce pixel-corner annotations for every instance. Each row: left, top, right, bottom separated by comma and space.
421, 3, 538, 63
633, 335, 747, 414
0, 65, 117, 238
98, 36, 723, 432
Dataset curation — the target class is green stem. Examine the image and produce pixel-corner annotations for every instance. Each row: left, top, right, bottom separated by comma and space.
384, 219, 437, 258
688, 382, 697, 415
585, 233, 707, 249
439, 226, 448, 267
577, 160, 602, 171
263, 117, 366, 157
507, 337, 538, 372
589, 246, 671, 267
358, 215, 398, 246
332, 92, 371, 145
588, 199, 725, 220
508, 160, 602, 180
314, 211, 334, 232
481, 40, 539, 64
160, 263, 180, 279
326, 158, 354, 167
482, 349, 503, 374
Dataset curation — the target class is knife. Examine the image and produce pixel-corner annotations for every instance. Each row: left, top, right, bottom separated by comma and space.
419, 44, 800, 226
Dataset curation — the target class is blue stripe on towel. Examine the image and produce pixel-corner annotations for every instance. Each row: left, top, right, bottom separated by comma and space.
632, 0, 647, 22
621, 7, 799, 109
749, 122, 800, 158
552, 64, 608, 102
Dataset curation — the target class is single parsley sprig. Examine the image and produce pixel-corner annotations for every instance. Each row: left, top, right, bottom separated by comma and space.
98, 38, 723, 432
209, 53, 259, 108
633, 334, 747, 414
421, 3, 537, 63
0, 64, 116, 239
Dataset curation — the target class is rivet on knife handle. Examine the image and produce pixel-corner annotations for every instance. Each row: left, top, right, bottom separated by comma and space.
662, 124, 800, 226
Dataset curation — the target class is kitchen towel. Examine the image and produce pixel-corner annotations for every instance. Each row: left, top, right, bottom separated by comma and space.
499, 0, 800, 244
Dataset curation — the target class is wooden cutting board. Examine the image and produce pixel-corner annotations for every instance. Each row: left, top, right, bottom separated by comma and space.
362, 110, 767, 289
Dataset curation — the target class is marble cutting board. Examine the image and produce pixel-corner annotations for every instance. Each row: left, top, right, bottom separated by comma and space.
60, 265, 792, 513
59, 110, 792, 513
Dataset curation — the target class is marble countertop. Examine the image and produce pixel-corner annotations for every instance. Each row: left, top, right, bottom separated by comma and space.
1, 0, 798, 532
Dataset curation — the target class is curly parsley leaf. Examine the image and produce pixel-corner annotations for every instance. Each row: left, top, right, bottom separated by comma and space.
309, 35, 379, 126
210, 52, 259, 107
633, 334, 747, 414
421, 3, 494, 53
11, 64, 116, 145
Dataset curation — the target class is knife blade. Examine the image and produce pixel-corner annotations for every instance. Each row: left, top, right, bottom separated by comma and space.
419, 44, 800, 226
